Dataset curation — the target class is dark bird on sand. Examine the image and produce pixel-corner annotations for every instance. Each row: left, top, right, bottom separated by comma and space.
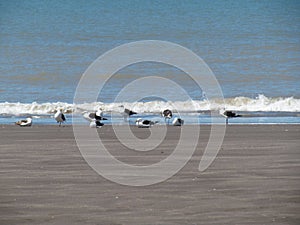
220, 109, 241, 124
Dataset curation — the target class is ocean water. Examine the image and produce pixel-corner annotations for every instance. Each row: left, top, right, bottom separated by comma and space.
1, 0, 299, 124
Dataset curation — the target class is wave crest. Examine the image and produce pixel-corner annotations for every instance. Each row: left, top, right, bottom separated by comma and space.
0, 95, 299, 116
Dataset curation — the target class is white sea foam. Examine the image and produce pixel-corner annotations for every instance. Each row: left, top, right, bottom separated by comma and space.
0, 95, 299, 116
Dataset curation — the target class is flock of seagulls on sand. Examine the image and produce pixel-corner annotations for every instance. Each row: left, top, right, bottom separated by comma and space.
15, 106, 241, 127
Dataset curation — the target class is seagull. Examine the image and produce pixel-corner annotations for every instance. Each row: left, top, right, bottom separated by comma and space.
120, 105, 137, 116
135, 118, 157, 128
162, 109, 172, 124
95, 108, 104, 119
89, 120, 104, 128
54, 109, 66, 126
15, 118, 32, 127
172, 117, 184, 126
220, 109, 241, 124
119, 105, 137, 122
83, 111, 107, 122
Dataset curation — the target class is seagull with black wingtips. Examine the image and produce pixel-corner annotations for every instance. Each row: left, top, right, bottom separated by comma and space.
54, 108, 66, 126
83, 108, 107, 122
119, 105, 137, 122
15, 117, 32, 127
120, 105, 137, 116
135, 118, 157, 128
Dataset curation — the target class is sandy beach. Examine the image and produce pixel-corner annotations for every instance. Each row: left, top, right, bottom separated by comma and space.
0, 124, 299, 225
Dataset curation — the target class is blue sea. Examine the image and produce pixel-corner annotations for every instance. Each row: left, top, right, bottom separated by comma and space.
1, 0, 300, 125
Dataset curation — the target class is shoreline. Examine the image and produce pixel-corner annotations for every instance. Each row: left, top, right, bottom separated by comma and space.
1, 124, 299, 224
2, 123, 300, 127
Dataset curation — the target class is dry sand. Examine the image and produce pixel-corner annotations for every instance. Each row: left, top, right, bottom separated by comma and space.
0, 124, 299, 225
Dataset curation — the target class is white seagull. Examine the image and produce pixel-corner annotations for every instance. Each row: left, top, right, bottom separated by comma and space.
15, 118, 32, 127
54, 109, 66, 126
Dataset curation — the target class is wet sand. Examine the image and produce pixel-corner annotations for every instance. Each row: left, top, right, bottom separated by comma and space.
0, 125, 299, 225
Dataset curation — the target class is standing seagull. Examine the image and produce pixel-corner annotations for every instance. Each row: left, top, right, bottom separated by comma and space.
54, 109, 66, 126
95, 108, 104, 120
220, 109, 241, 125
15, 118, 32, 127
162, 109, 172, 124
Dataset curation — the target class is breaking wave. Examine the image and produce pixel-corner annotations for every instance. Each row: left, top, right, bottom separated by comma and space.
0, 95, 299, 116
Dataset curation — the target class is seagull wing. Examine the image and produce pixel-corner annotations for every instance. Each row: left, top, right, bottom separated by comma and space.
61, 113, 66, 121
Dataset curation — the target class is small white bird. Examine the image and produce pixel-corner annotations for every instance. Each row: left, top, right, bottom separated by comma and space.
135, 118, 156, 128
89, 120, 104, 128
172, 117, 184, 126
54, 109, 66, 126
15, 118, 32, 127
